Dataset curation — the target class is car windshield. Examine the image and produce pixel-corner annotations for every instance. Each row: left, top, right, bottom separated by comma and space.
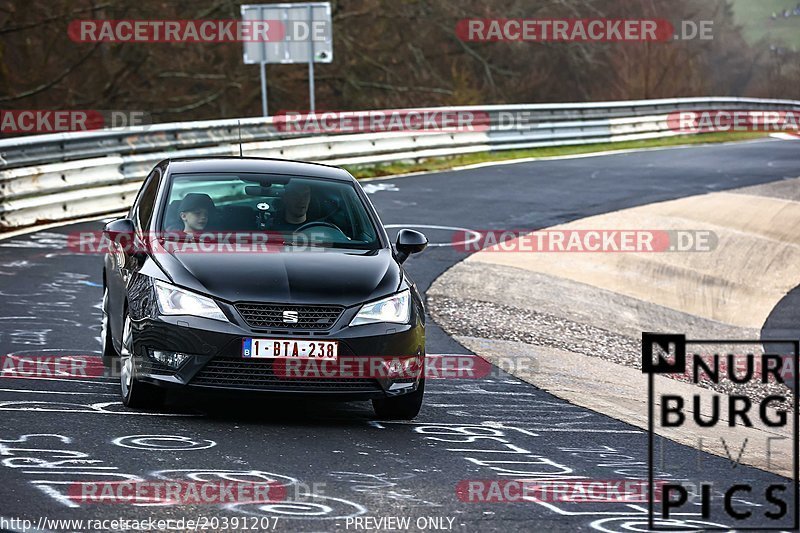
160, 172, 381, 250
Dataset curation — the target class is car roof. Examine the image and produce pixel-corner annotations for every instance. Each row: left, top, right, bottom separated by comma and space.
164, 157, 355, 182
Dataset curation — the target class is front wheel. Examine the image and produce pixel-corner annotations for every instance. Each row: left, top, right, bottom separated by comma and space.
119, 314, 165, 409
101, 287, 118, 369
372, 379, 425, 420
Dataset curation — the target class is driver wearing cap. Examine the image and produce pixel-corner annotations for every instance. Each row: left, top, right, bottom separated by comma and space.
178, 193, 215, 235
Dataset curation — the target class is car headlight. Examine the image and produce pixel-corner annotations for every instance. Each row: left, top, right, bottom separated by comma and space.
350, 290, 411, 326
153, 279, 227, 321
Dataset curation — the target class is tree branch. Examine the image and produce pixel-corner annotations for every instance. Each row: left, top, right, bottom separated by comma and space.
0, 43, 101, 102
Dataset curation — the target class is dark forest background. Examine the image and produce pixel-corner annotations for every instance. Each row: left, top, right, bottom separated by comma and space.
1, 0, 798, 123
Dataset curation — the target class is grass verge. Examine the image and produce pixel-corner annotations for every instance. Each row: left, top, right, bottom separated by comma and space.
728, 0, 800, 49
345, 131, 768, 179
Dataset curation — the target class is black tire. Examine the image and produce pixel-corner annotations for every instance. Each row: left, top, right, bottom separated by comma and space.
101, 286, 118, 370
372, 379, 425, 420
119, 313, 165, 410
122, 375, 166, 409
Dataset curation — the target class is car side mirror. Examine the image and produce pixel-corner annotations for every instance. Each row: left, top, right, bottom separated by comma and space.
103, 218, 139, 256
104, 218, 135, 240
395, 229, 428, 264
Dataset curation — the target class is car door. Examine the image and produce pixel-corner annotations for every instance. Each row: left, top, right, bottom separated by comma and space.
105, 166, 162, 348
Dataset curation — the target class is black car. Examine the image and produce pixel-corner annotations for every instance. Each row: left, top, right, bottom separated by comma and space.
101, 157, 428, 419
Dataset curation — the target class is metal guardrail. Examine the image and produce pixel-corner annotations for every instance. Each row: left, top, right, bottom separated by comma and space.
1, 97, 798, 230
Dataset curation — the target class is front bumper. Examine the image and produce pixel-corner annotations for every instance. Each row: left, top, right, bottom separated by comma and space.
128, 305, 425, 400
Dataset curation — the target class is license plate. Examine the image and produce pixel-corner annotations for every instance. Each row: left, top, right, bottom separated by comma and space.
242, 338, 338, 360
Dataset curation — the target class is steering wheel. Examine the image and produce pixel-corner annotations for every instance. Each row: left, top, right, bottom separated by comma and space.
295, 221, 342, 233
295, 221, 351, 241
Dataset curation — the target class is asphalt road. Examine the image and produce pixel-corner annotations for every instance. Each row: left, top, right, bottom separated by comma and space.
1, 139, 799, 532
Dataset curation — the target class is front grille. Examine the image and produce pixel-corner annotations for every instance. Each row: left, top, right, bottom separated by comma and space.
190, 357, 382, 393
235, 303, 344, 330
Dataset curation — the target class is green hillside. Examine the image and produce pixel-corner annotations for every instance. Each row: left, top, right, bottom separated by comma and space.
729, 0, 800, 49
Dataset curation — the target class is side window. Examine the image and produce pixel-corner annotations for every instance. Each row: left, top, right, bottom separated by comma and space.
345, 188, 376, 241
133, 168, 161, 229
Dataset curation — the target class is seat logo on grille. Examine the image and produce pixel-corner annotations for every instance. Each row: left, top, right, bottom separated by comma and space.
282, 310, 299, 323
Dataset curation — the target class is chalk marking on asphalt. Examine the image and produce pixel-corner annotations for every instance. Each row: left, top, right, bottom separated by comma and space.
445, 415, 629, 429
426, 390, 551, 396
21, 467, 118, 472
112, 435, 216, 451
362, 182, 399, 194
770, 132, 800, 140
626, 504, 648, 512
0, 376, 115, 385
228, 493, 368, 520
430, 404, 590, 413
503, 428, 640, 433
32, 486, 80, 508
0, 434, 73, 444
91, 401, 202, 416
369, 420, 641, 433
412, 419, 713, 529
590, 516, 732, 532
447, 411, 600, 420
0, 388, 116, 396
0, 400, 201, 417
530, 497, 728, 518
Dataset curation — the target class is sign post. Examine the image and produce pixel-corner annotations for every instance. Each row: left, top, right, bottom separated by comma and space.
241, 2, 333, 117
260, 62, 268, 117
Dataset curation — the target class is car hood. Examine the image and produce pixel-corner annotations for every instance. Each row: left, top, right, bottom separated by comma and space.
153, 247, 402, 306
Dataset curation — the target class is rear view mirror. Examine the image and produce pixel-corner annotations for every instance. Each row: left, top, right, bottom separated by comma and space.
395, 229, 428, 263
245, 185, 273, 196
